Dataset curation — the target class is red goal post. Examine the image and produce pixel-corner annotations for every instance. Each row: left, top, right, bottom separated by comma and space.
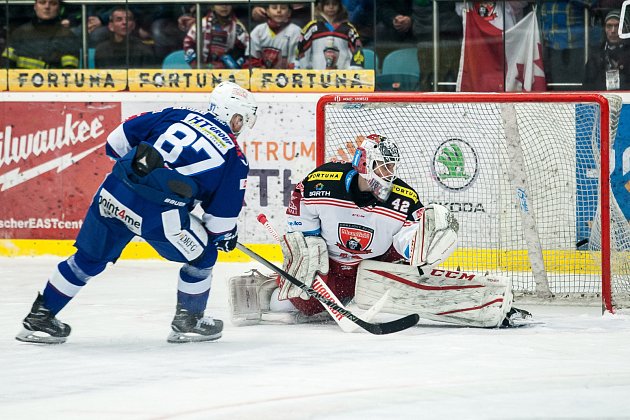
316, 93, 628, 313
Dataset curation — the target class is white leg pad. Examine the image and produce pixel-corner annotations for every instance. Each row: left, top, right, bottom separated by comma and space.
355, 260, 513, 328
228, 270, 278, 326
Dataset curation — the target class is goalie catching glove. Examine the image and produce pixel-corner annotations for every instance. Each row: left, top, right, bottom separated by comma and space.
279, 231, 329, 300
407, 204, 459, 268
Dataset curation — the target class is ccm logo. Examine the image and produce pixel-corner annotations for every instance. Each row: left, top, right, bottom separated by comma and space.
430, 269, 476, 281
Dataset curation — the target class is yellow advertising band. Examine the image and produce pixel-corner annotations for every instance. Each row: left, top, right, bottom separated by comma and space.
2, 69, 374, 92
0, 240, 604, 274
0, 239, 283, 262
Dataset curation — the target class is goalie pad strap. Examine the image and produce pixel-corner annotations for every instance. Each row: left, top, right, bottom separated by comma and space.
354, 260, 513, 328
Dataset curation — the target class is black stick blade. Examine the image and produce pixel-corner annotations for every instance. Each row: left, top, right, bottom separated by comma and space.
358, 313, 420, 335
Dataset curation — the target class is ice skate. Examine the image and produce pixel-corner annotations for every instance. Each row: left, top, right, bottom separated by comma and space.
501, 307, 534, 328
16, 293, 71, 344
167, 304, 223, 343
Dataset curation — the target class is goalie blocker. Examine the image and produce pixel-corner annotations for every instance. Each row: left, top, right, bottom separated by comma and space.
355, 260, 525, 328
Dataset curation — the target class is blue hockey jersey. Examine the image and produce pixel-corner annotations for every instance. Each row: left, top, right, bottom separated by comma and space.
105, 107, 249, 235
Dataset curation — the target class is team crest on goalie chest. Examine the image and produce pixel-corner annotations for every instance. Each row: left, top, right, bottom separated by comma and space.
336, 223, 374, 254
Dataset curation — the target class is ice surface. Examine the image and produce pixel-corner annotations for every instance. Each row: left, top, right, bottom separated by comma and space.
2, 257, 630, 420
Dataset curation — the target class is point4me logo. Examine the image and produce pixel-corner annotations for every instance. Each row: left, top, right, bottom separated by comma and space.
98, 189, 142, 235
431, 138, 479, 192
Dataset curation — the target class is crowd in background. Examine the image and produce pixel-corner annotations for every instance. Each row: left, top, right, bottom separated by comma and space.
0, 0, 628, 91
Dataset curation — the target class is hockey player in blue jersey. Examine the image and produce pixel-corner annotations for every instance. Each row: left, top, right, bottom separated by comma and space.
16, 81, 258, 344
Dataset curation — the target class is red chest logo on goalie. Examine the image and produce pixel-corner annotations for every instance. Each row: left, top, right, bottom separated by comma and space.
336, 223, 374, 254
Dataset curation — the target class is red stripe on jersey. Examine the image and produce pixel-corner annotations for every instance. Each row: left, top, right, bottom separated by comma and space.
303, 198, 407, 221
303, 197, 358, 208
366, 207, 407, 222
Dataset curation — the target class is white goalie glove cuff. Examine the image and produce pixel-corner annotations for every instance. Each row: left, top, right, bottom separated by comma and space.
409, 204, 459, 268
279, 232, 329, 300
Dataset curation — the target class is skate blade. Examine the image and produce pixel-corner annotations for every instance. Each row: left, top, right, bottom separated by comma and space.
15, 328, 67, 344
166, 331, 222, 343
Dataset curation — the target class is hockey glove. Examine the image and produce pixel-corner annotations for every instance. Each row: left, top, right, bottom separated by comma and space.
279, 232, 329, 300
409, 204, 459, 268
210, 227, 238, 252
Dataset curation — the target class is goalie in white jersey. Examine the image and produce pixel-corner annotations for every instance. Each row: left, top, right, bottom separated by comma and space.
230, 134, 532, 328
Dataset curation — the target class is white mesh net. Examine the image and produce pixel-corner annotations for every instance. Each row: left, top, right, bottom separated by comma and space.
319, 94, 630, 309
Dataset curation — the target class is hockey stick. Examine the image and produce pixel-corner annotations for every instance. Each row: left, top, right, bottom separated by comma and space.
256, 214, 390, 333
236, 242, 419, 335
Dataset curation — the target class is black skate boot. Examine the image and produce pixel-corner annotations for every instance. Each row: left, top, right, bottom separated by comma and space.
501, 307, 533, 328
16, 293, 71, 344
167, 304, 223, 343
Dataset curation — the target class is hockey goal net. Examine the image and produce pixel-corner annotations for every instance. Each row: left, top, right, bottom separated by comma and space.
316, 93, 630, 313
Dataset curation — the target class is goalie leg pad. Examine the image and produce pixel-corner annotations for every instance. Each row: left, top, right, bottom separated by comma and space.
228, 270, 277, 326
355, 260, 513, 328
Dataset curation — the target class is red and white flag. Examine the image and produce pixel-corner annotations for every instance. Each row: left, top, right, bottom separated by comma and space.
457, 10, 546, 92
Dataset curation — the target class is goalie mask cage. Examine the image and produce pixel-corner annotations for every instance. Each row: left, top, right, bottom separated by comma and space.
316, 93, 630, 313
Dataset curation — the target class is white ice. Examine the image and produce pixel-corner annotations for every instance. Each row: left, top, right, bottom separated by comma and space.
2, 256, 630, 420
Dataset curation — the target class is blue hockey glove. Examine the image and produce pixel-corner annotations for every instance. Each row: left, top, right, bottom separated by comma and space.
210, 227, 238, 252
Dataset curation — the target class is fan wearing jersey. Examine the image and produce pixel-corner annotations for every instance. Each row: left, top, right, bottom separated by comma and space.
296, 0, 364, 70
249, 3, 302, 69
16, 81, 258, 345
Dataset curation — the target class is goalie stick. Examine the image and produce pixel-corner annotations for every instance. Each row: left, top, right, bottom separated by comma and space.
256, 214, 390, 333
235, 242, 420, 335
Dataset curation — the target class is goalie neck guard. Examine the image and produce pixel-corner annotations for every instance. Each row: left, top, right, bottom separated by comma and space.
352, 134, 401, 201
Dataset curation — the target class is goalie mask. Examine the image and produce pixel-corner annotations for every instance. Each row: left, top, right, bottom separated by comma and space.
352, 134, 401, 201
208, 81, 258, 136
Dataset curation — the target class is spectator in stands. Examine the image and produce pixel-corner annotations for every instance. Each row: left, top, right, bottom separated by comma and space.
94, 7, 156, 69
583, 9, 630, 90
377, 1, 413, 43
60, 5, 110, 46
296, 0, 364, 70
251, 3, 312, 28
249, 4, 301, 69
183, 4, 249, 69
455, 1, 528, 30
343, 0, 374, 46
1, 8, 6, 62
0, 0, 79, 69
143, 4, 196, 62
539, 0, 596, 89
378, 0, 462, 91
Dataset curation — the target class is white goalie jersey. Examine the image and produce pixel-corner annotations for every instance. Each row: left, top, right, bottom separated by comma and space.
286, 162, 425, 265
